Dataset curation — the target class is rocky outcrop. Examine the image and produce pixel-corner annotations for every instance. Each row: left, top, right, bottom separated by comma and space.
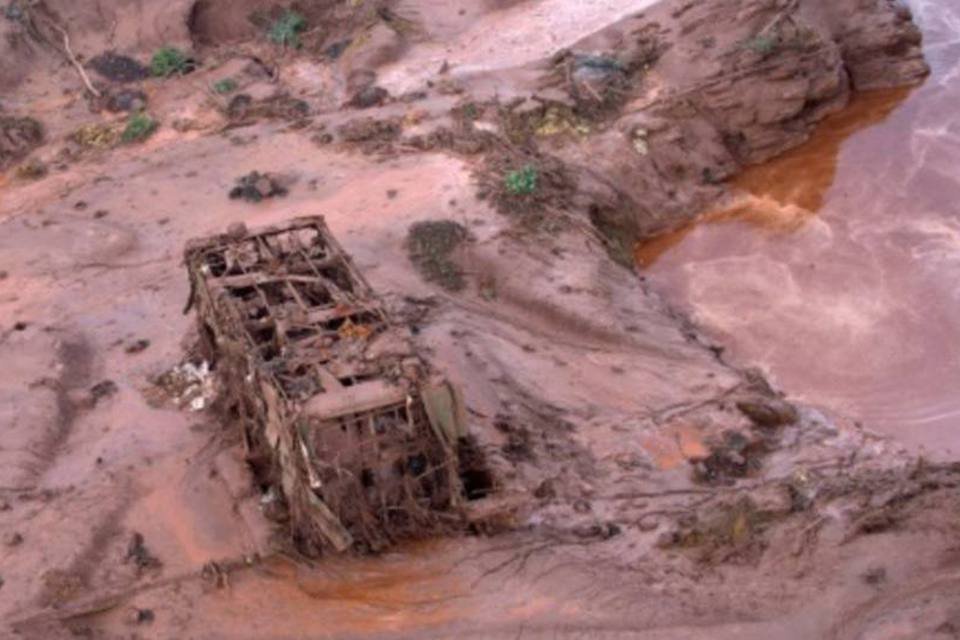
546, 0, 929, 249
810, 0, 929, 89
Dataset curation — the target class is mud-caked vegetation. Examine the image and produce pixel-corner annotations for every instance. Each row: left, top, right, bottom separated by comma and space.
406, 220, 469, 291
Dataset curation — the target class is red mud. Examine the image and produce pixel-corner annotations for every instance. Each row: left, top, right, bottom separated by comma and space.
641, 0, 960, 459
0, 0, 957, 638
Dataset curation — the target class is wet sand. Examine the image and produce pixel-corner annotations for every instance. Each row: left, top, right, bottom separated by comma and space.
640, 0, 960, 458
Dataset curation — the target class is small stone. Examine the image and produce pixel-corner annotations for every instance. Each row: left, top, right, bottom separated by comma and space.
124, 339, 150, 354
127, 607, 155, 625
861, 566, 887, 585
90, 380, 119, 402
107, 89, 147, 113
67, 388, 96, 411
737, 398, 799, 428
349, 86, 389, 109
573, 499, 591, 514
533, 479, 556, 500
226, 223, 247, 240
637, 517, 659, 532
93, 210, 109, 219
3, 532, 23, 547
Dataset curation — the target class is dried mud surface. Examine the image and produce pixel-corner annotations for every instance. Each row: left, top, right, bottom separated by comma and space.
0, 0, 954, 639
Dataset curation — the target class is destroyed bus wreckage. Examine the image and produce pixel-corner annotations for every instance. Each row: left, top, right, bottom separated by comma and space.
184, 216, 485, 555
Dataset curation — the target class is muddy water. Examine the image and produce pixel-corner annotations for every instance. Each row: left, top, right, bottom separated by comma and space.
640, 0, 960, 458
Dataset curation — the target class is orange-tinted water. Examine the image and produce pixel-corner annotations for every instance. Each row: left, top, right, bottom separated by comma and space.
640, 1, 960, 458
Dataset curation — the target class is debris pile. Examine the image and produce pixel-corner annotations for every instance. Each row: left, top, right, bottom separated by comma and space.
184, 217, 469, 555
145, 361, 215, 411
228, 171, 288, 202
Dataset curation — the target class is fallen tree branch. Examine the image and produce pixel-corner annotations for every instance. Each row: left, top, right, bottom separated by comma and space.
48, 23, 102, 98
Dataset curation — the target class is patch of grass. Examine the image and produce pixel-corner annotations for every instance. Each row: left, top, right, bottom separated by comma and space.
151, 47, 189, 77
504, 166, 538, 196
121, 113, 157, 144
213, 78, 238, 95
406, 220, 468, 291
269, 11, 307, 49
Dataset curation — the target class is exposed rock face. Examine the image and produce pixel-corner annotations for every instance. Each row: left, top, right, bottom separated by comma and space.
811, 0, 929, 89
553, 0, 929, 249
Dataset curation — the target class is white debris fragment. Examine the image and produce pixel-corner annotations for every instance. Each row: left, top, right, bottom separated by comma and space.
155, 360, 215, 412
631, 127, 649, 155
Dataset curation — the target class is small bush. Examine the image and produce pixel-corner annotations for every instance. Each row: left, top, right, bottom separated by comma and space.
269, 11, 307, 49
151, 47, 189, 77
121, 113, 157, 143
504, 166, 538, 196
213, 78, 238, 95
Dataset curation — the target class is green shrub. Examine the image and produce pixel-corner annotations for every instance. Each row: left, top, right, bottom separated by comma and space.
122, 113, 157, 143
743, 34, 780, 56
269, 11, 307, 49
213, 78, 238, 95
504, 166, 538, 196
151, 47, 189, 77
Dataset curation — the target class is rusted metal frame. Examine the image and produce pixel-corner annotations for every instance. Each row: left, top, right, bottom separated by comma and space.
287, 219, 388, 326
310, 217, 379, 298
230, 240, 287, 355
209, 270, 339, 289
253, 234, 312, 315
210, 280, 293, 401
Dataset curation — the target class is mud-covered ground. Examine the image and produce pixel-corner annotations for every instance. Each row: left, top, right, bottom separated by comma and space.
1, 0, 958, 638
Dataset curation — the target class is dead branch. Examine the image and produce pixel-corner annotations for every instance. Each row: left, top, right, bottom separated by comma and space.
47, 22, 102, 98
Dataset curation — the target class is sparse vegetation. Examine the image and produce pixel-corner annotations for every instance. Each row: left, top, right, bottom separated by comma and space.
121, 113, 158, 143
743, 34, 780, 56
504, 166, 539, 196
151, 46, 190, 77
269, 11, 307, 49
462, 102, 480, 121
213, 78, 238, 95
15, 159, 48, 180
406, 220, 469, 291
0, 116, 44, 167
72, 123, 118, 149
